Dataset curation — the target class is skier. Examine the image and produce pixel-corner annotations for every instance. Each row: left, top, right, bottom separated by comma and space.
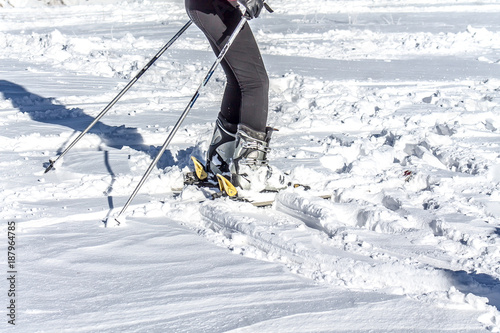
185, 0, 285, 191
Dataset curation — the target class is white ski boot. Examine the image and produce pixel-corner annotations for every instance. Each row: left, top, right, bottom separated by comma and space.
230, 124, 287, 192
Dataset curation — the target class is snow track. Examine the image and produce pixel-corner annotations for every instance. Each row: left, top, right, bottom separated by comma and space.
200, 197, 451, 295
197, 191, 500, 329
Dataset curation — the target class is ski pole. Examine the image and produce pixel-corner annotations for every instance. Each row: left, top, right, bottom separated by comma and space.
44, 20, 193, 174
113, 16, 248, 225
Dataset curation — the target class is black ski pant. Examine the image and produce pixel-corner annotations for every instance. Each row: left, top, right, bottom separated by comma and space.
185, 0, 269, 133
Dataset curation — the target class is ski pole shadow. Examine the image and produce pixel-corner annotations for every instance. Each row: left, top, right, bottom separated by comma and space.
100, 144, 203, 228
0, 79, 150, 154
102, 150, 116, 227
0, 79, 205, 215
0, 79, 201, 171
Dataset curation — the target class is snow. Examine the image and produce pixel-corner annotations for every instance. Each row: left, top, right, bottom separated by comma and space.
1, 0, 500, 331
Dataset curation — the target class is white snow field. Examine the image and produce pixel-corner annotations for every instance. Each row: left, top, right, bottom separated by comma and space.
1, 0, 500, 331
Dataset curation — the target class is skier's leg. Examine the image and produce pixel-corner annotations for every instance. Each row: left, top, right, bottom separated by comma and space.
185, 0, 282, 189
185, 0, 269, 132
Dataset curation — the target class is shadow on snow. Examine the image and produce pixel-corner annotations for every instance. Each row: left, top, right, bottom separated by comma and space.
0, 80, 201, 220
444, 269, 500, 311
0, 79, 199, 170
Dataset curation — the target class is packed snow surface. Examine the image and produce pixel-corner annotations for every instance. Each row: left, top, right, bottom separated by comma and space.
1, 0, 500, 331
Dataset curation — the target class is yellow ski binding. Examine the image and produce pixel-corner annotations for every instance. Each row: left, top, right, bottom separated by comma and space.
216, 174, 238, 197
190, 156, 208, 181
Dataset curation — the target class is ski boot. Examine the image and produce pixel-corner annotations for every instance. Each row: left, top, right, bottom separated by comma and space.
206, 114, 237, 177
230, 124, 286, 192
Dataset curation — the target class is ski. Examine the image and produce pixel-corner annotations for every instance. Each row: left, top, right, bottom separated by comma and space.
177, 181, 330, 207
175, 156, 331, 207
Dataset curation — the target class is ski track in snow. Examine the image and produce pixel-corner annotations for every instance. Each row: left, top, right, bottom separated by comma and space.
1, 0, 500, 331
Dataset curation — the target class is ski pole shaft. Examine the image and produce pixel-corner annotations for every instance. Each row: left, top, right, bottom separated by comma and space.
44, 20, 193, 173
114, 16, 248, 224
